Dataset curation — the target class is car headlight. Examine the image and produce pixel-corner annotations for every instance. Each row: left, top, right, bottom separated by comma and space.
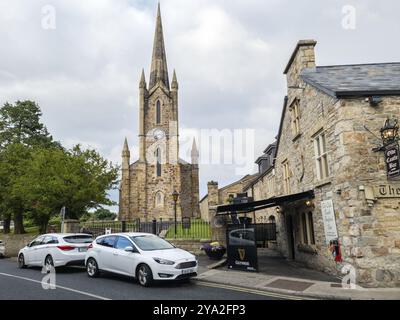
153, 257, 175, 265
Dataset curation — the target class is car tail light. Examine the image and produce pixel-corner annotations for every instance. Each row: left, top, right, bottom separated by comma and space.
57, 245, 75, 251
88, 243, 93, 249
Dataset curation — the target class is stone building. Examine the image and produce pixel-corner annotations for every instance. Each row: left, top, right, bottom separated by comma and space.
119, 5, 200, 221
270, 40, 400, 287
244, 142, 277, 223
200, 175, 257, 222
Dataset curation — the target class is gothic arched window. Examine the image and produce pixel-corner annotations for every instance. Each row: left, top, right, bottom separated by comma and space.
155, 191, 164, 207
268, 215, 276, 224
156, 148, 162, 177
156, 100, 161, 124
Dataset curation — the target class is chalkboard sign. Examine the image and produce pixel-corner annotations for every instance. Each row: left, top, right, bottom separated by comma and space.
226, 227, 258, 272
182, 217, 191, 229
385, 143, 400, 180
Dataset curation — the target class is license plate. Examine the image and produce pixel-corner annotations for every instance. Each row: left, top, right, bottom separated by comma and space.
182, 268, 195, 274
78, 247, 87, 252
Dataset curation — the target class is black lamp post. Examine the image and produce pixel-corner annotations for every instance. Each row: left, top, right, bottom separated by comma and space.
172, 190, 179, 238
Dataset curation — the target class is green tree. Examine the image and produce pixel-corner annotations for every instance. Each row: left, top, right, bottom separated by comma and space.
0, 101, 60, 233
94, 208, 117, 221
14, 145, 119, 233
0, 143, 31, 234
0, 101, 57, 149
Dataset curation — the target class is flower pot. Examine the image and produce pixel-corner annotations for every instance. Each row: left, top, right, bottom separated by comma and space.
204, 248, 226, 260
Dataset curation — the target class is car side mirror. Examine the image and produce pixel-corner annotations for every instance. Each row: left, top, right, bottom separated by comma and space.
124, 246, 135, 253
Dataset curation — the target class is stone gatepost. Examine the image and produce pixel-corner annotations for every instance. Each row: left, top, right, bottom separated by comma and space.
62, 219, 80, 233
209, 206, 227, 247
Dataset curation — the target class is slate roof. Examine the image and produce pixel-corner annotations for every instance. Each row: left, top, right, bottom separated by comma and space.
301, 62, 400, 98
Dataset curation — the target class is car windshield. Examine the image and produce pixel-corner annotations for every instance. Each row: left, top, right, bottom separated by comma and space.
63, 235, 93, 244
130, 235, 174, 251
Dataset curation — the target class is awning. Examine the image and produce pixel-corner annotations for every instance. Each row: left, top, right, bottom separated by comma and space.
216, 190, 315, 214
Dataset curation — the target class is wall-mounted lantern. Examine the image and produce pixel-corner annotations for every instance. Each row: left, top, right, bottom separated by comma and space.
305, 200, 315, 209
372, 118, 400, 180
373, 118, 400, 152
275, 206, 282, 214
380, 118, 399, 146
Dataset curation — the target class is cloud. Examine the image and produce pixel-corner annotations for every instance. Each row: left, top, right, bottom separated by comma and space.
0, 0, 399, 206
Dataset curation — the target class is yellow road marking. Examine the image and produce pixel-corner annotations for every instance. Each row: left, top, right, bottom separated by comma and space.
196, 281, 316, 300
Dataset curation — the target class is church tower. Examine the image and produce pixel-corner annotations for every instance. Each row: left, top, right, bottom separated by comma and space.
119, 4, 200, 221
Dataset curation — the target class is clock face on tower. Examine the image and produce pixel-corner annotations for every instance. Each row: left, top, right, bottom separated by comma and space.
153, 128, 165, 141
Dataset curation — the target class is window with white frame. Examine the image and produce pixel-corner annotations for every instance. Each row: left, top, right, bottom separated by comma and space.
282, 160, 290, 194
314, 130, 329, 180
300, 211, 315, 245
290, 99, 301, 137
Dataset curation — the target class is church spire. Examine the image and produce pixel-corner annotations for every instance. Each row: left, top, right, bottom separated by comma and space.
149, 3, 169, 90
122, 137, 130, 157
139, 68, 146, 89
171, 69, 178, 90
191, 138, 199, 165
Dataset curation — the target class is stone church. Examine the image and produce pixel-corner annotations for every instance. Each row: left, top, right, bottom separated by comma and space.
119, 4, 200, 221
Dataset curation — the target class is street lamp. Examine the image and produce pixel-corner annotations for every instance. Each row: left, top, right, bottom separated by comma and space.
381, 118, 399, 146
172, 190, 179, 238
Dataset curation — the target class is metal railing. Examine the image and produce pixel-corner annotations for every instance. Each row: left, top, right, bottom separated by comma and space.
80, 218, 211, 240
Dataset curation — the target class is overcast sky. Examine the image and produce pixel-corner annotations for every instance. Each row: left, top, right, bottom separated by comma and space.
0, 0, 399, 210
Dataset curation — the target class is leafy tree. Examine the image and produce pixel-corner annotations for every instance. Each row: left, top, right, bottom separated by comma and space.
0, 100, 57, 149
0, 101, 60, 233
94, 208, 117, 221
80, 208, 117, 222
14, 145, 119, 233
0, 143, 32, 234
0, 101, 119, 234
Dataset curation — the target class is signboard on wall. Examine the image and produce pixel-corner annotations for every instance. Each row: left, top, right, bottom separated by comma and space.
321, 200, 339, 243
384, 143, 400, 180
226, 226, 258, 272
373, 184, 400, 198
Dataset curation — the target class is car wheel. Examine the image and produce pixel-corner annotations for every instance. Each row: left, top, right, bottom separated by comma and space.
44, 255, 54, 273
86, 258, 100, 278
137, 264, 153, 287
18, 254, 27, 269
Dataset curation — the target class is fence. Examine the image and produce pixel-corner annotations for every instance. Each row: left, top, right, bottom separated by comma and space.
80, 218, 211, 240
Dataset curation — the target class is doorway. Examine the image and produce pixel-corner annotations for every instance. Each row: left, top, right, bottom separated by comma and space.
286, 214, 295, 260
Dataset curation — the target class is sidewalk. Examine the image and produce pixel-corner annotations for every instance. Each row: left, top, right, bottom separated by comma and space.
195, 249, 400, 300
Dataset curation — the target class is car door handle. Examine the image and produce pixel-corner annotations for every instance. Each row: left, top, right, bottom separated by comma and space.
113, 252, 119, 256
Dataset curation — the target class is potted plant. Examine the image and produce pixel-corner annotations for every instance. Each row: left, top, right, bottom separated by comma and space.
201, 242, 226, 260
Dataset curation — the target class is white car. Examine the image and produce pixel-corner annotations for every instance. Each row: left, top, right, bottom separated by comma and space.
0, 240, 4, 258
85, 233, 198, 287
18, 233, 93, 270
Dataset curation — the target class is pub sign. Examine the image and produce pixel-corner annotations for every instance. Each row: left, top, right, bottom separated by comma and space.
384, 143, 400, 180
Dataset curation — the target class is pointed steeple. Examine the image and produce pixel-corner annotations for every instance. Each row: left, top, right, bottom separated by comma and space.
191, 138, 199, 165
171, 69, 178, 90
122, 137, 130, 157
139, 69, 146, 89
149, 3, 169, 90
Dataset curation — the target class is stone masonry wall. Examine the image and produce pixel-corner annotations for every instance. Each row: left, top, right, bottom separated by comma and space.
275, 40, 400, 286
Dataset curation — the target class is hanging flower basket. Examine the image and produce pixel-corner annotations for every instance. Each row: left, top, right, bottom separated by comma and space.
201, 242, 226, 260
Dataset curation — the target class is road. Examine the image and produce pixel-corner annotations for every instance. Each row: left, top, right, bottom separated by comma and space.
0, 258, 295, 300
